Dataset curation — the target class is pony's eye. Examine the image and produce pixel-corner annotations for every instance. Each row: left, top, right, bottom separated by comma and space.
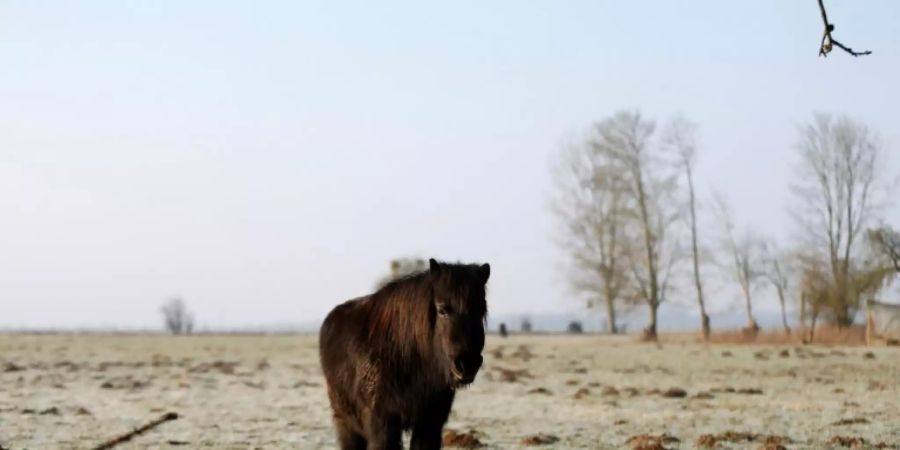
437, 305, 452, 317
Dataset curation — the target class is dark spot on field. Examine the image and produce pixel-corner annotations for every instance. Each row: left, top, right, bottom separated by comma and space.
573, 387, 591, 399
520, 433, 559, 446
565, 379, 579, 386
863, 352, 876, 360
601, 386, 619, 396
493, 367, 531, 383
527, 387, 552, 395
721, 351, 733, 357
100, 376, 150, 390
625, 433, 679, 450
736, 387, 763, 395
38, 407, 60, 416
831, 417, 869, 426
692, 391, 715, 399
2, 362, 25, 373
695, 434, 717, 448
779, 349, 790, 358
443, 429, 483, 448
189, 360, 239, 375
661, 387, 687, 398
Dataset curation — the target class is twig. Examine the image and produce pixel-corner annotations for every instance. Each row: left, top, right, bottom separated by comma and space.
817, 0, 871, 57
90, 412, 180, 450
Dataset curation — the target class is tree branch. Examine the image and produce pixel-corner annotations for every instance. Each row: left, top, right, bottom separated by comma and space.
817, 0, 871, 57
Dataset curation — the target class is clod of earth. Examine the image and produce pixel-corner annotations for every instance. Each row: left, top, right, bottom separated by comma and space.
779, 349, 790, 358
758, 444, 787, 450
737, 387, 763, 395
695, 434, 717, 448
661, 387, 687, 398
520, 433, 560, 446
38, 407, 60, 416
527, 387, 552, 395
721, 351, 733, 357
3, 362, 26, 373
829, 435, 866, 447
625, 434, 679, 450
863, 352, 876, 360
831, 417, 869, 426
442, 429, 483, 449
601, 386, 619, 396
573, 387, 591, 399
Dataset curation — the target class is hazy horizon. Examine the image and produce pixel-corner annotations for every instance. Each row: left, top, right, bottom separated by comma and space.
3, 1, 899, 330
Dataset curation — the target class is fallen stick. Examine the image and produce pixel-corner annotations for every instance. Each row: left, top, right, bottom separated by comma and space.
90, 412, 180, 450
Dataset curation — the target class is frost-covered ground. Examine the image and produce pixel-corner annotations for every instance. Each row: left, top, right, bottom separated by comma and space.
1, 334, 897, 449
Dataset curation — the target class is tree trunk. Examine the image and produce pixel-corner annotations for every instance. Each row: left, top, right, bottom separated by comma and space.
643, 301, 658, 341
799, 290, 807, 331
741, 283, 759, 332
776, 286, 791, 334
604, 292, 618, 334
685, 166, 710, 340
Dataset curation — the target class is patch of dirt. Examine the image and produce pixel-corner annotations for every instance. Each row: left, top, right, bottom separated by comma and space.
443, 429, 484, 448
831, 417, 869, 426
661, 387, 687, 398
695, 434, 717, 448
99, 376, 149, 390
573, 387, 591, 399
625, 434, 679, 450
521, 433, 560, 446
527, 387, 552, 395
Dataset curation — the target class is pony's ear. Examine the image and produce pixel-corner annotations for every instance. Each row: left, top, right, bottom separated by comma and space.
429, 258, 441, 274
479, 263, 491, 284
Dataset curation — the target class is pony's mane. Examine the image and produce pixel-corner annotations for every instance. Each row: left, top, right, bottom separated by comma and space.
366, 270, 434, 360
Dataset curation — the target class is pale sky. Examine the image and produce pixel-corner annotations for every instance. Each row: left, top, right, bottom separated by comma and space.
2, 1, 899, 329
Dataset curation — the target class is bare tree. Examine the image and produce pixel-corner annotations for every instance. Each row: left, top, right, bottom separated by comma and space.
762, 241, 793, 334
160, 297, 194, 335
551, 131, 631, 334
791, 114, 886, 326
868, 227, 900, 272
713, 193, 764, 333
594, 111, 681, 341
664, 116, 711, 340
375, 256, 428, 289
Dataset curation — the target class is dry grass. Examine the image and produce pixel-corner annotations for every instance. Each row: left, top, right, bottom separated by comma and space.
1, 333, 898, 449
670, 325, 869, 346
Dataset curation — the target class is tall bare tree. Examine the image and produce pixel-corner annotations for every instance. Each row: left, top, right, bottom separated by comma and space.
551, 131, 630, 334
594, 111, 681, 340
664, 116, 710, 340
790, 114, 885, 326
713, 193, 764, 332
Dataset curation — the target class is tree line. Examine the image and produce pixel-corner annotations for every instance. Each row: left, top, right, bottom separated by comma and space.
551, 111, 899, 341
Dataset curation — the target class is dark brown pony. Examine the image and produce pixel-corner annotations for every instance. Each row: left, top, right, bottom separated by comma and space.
319, 258, 490, 450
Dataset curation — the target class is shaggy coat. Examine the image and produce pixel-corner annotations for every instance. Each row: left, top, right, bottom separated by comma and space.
319, 258, 490, 450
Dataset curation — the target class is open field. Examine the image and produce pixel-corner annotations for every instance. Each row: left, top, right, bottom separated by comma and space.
1, 333, 898, 449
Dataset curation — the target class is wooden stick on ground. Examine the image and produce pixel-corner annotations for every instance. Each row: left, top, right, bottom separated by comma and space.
90, 412, 180, 450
